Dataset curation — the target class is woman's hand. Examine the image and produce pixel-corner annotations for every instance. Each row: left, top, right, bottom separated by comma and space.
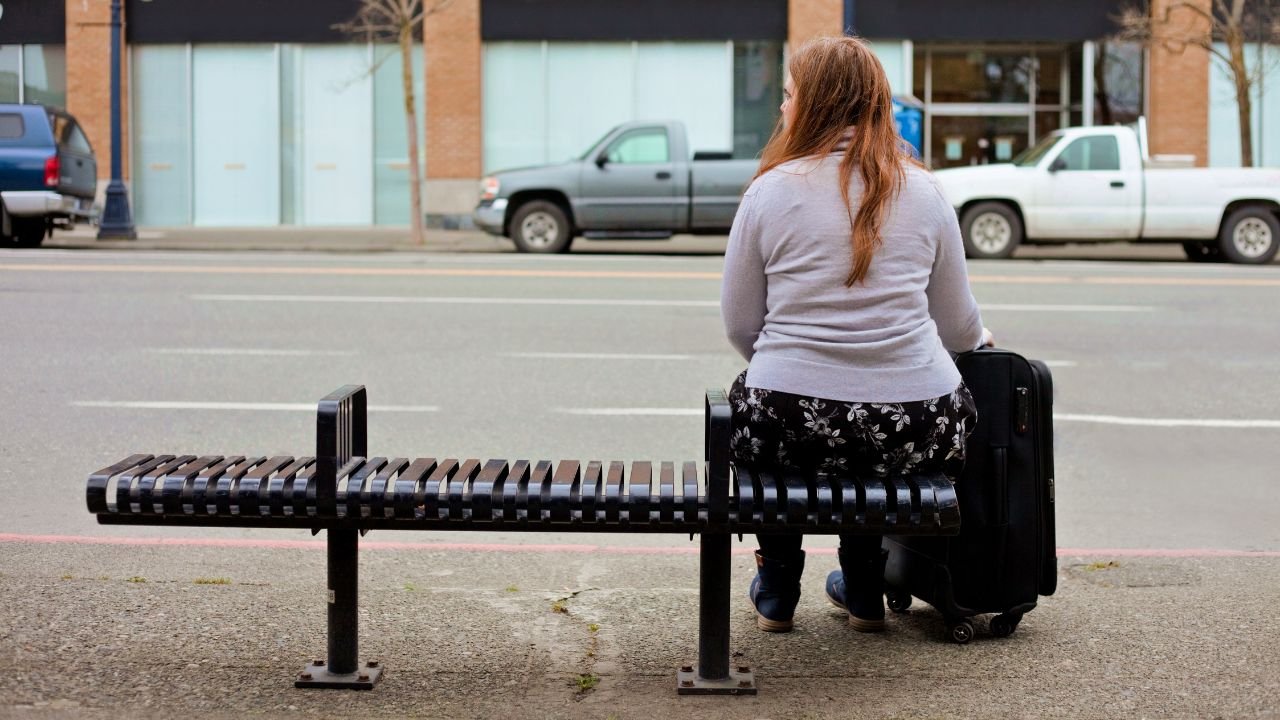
980, 327, 995, 348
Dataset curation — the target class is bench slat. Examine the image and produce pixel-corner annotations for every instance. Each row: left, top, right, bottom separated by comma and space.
391, 458, 436, 519
115, 455, 175, 514
658, 462, 675, 524
422, 459, 458, 521
504, 460, 530, 522
628, 462, 651, 526
449, 459, 482, 521
604, 461, 624, 523
527, 461, 552, 523
681, 462, 698, 525
471, 459, 508, 523
581, 461, 603, 524
549, 461, 580, 523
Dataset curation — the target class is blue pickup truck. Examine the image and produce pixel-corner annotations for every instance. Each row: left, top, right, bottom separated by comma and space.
0, 104, 97, 247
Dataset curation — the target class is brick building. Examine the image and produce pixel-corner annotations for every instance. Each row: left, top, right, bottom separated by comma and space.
0, 0, 1270, 228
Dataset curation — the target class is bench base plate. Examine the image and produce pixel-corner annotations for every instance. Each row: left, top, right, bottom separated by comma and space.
295, 661, 383, 690
676, 666, 757, 695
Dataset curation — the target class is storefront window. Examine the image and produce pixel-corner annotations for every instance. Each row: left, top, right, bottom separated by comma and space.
733, 41, 783, 159
0, 46, 20, 103
1094, 41, 1144, 126
1035, 51, 1063, 106
929, 50, 1032, 104
23, 45, 66, 108
930, 115, 1030, 168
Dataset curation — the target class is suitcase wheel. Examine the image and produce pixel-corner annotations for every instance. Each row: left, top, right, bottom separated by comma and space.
886, 589, 912, 614
947, 619, 975, 644
990, 613, 1022, 639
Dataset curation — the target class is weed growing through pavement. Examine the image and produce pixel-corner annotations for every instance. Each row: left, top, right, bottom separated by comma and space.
573, 673, 599, 693
194, 578, 231, 585
127, 577, 146, 583
588, 623, 599, 633
61, 574, 74, 580
506, 585, 519, 592
404, 583, 416, 591
1085, 561, 1120, 571
551, 600, 568, 614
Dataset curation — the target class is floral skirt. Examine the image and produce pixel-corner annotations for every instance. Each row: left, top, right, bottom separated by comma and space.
729, 369, 979, 559
728, 370, 978, 484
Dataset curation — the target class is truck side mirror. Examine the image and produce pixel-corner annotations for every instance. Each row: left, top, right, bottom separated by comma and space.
595, 154, 609, 169
1048, 157, 1067, 173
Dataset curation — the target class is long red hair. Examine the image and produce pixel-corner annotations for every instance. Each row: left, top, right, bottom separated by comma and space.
756, 36, 917, 285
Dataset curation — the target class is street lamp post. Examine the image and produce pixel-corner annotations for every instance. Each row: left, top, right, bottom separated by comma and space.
97, 0, 136, 240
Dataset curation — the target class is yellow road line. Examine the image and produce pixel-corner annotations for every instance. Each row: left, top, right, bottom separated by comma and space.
3, 262, 1279, 286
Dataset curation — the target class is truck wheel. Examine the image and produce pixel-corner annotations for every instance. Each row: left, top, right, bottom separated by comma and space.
1218, 206, 1279, 264
12, 217, 47, 248
960, 202, 1022, 259
509, 200, 573, 254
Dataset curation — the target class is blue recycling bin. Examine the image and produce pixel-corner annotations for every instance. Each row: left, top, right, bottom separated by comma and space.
892, 96, 924, 159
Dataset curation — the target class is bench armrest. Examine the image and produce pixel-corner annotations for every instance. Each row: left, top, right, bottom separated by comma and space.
704, 388, 731, 524
315, 385, 367, 516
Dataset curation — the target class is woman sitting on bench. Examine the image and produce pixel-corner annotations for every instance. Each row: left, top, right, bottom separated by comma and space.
721, 36, 993, 633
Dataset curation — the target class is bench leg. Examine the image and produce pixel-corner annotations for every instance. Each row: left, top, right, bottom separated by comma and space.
296, 528, 384, 690
677, 532, 756, 695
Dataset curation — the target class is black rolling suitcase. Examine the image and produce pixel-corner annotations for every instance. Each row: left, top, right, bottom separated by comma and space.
883, 347, 1056, 643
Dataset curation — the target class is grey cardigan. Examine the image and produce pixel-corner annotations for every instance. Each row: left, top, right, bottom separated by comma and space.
721, 154, 984, 403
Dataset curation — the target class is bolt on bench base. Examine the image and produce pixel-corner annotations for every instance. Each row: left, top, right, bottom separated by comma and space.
296, 661, 383, 690
676, 665, 756, 695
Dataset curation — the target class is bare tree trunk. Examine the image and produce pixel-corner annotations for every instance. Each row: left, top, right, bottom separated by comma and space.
1228, 32, 1255, 166
400, 23, 425, 245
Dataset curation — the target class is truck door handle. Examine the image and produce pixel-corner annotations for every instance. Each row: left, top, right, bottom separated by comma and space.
1110, 180, 1125, 188
655, 171, 671, 180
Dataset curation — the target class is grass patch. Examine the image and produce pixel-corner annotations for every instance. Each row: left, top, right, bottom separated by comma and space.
127, 577, 146, 583
588, 623, 600, 633
1085, 561, 1120, 571
551, 600, 568, 614
573, 673, 600, 693
505, 585, 519, 592
61, 574, 74, 580
194, 577, 231, 585
404, 583, 416, 591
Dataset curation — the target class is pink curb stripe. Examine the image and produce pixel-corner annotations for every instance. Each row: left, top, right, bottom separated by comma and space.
1, 533, 1278, 558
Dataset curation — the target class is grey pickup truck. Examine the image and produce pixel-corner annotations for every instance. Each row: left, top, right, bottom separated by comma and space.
473, 120, 758, 253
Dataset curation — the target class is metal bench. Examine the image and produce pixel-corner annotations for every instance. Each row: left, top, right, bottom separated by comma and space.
86, 384, 960, 694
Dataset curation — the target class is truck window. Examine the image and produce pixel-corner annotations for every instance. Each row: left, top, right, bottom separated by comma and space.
604, 129, 669, 164
1055, 136, 1121, 171
0, 114, 24, 139
65, 123, 92, 153
1014, 133, 1060, 166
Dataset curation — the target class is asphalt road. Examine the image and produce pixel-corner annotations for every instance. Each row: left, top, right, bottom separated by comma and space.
2, 244, 1277, 551
2, 242, 1279, 719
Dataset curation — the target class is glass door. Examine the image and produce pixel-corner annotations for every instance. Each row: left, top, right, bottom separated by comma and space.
193, 46, 281, 226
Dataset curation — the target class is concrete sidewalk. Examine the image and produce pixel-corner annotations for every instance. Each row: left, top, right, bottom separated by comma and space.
2, 537, 1277, 719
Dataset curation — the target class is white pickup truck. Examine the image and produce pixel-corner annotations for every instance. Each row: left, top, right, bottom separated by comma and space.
936, 120, 1280, 264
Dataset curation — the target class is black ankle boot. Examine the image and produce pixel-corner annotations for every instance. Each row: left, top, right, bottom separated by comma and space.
748, 549, 806, 632
825, 548, 887, 632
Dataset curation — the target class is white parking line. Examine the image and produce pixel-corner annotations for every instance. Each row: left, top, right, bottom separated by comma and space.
556, 408, 704, 416
982, 303, 1154, 312
556, 408, 1280, 428
1055, 413, 1280, 429
191, 294, 1155, 313
192, 294, 719, 308
73, 401, 438, 412
145, 348, 357, 357
502, 352, 695, 361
